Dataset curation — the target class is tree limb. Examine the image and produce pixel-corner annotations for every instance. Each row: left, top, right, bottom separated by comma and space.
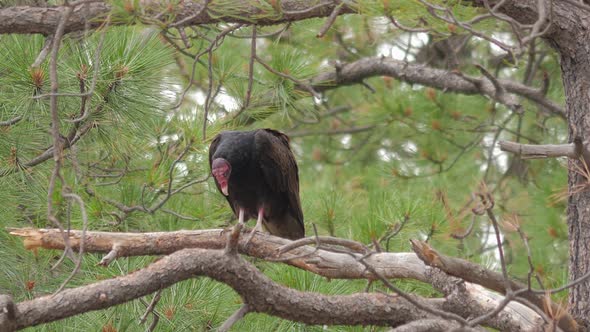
0, 295, 17, 332
7, 227, 428, 280
411, 239, 578, 332
218, 303, 251, 332
10, 248, 445, 330
8, 227, 546, 331
388, 318, 480, 332
499, 140, 578, 159
307, 57, 564, 117
0, 1, 354, 36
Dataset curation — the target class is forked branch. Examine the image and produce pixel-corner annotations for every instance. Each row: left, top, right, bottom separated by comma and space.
7, 227, 547, 331
3, 249, 444, 330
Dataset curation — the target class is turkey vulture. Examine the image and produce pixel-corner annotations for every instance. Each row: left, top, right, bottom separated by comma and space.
209, 128, 305, 240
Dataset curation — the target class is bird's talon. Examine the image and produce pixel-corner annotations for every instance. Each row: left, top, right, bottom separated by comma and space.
244, 230, 257, 246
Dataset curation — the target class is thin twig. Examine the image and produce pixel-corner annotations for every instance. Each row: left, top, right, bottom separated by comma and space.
139, 290, 163, 325
316, 3, 343, 38
31, 35, 54, 68
357, 255, 470, 326
0, 116, 23, 127
172, 24, 243, 113
53, 192, 89, 294
202, 47, 215, 141
68, 19, 110, 123
218, 303, 251, 332
47, 3, 75, 272
278, 235, 369, 255
231, 25, 257, 120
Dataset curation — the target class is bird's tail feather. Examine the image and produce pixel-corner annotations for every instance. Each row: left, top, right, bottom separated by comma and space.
263, 216, 304, 240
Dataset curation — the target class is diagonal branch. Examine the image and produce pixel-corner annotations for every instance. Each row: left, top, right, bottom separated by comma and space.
410, 239, 578, 332
306, 57, 564, 117
218, 303, 251, 332
10, 248, 444, 330
7, 227, 549, 331
0, 119, 95, 177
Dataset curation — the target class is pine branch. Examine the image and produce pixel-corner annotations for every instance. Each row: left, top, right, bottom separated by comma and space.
6, 227, 545, 331
411, 240, 578, 332
499, 138, 590, 167
6, 248, 445, 330
7, 227, 428, 280
0, 1, 354, 35
306, 57, 564, 117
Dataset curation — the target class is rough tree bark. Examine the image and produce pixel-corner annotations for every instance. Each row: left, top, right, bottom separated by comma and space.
0, 1, 353, 35
4, 228, 549, 331
9, 249, 444, 330
307, 57, 563, 117
559, 28, 590, 329
471, 0, 590, 327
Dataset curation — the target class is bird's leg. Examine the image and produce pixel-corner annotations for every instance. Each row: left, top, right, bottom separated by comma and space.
245, 207, 264, 245
225, 208, 245, 254
238, 208, 245, 226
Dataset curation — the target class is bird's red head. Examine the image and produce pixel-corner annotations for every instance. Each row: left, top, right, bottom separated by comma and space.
212, 158, 231, 196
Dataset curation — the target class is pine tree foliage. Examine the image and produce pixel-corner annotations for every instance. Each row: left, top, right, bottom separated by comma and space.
0, 1, 572, 330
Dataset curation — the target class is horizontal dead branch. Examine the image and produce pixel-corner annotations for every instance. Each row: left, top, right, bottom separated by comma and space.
7, 227, 426, 280
7, 227, 546, 331
499, 138, 590, 167
499, 140, 578, 159
0, 1, 353, 35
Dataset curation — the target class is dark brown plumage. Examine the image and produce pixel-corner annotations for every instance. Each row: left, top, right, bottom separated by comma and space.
209, 128, 304, 240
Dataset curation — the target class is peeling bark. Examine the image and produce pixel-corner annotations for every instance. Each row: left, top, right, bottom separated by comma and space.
5, 227, 442, 280
412, 239, 577, 332
10, 249, 439, 329
7, 227, 546, 331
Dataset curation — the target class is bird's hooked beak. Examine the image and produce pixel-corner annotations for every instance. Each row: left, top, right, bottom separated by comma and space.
220, 183, 229, 196
212, 158, 231, 196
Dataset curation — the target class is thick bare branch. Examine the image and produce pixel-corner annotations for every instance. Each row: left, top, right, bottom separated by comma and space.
8, 227, 546, 331
307, 57, 564, 117
411, 240, 578, 332
0, 295, 16, 332
499, 140, 578, 159
0, 1, 354, 35
11, 248, 443, 330
7, 227, 427, 280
